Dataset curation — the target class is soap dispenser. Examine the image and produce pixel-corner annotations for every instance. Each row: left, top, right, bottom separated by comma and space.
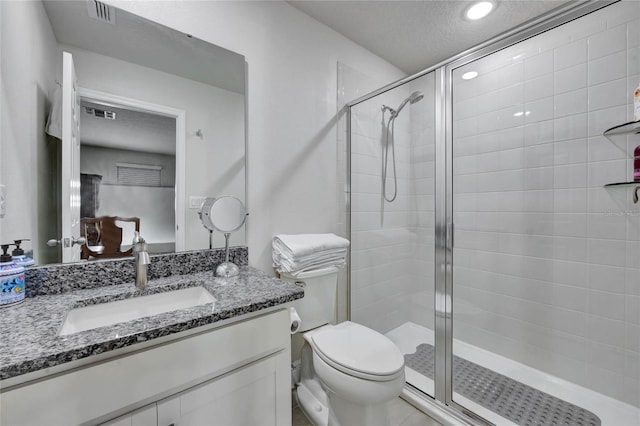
12, 240, 35, 268
0, 244, 25, 307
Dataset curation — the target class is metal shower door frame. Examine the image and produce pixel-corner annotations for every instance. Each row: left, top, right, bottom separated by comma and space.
345, 1, 615, 423
442, 2, 615, 419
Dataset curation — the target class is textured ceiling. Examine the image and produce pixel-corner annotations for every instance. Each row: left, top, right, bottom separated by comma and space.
287, 0, 574, 74
81, 101, 176, 155
43, 0, 245, 93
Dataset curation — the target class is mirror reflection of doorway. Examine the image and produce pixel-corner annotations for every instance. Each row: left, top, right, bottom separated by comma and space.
79, 99, 177, 258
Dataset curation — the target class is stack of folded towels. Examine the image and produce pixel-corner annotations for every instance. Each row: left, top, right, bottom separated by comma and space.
272, 233, 350, 277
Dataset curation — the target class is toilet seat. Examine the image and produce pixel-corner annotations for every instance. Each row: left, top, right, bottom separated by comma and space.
308, 321, 405, 382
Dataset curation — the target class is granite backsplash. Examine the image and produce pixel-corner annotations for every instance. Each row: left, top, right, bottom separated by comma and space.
24, 247, 248, 297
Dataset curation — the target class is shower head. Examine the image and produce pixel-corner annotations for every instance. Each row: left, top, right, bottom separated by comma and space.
393, 91, 424, 117
408, 91, 425, 103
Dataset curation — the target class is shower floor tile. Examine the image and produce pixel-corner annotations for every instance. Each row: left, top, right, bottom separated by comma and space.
405, 343, 600, 426
386, 322, 640, 426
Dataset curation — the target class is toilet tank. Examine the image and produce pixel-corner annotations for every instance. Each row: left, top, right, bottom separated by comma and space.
279, 267, 339, 332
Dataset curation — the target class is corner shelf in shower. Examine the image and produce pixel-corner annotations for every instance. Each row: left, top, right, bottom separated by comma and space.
601, 121, 640, 204
603, 182, 640, 204
603, 181, 640, 189
602, 120, 640, 155
603, 120, 640, 138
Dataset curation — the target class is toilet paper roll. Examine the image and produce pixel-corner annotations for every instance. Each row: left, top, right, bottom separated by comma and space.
289, 307, 302, 334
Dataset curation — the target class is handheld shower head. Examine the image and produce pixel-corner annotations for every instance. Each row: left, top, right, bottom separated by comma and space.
392, 91, 424, 117
409, 91, 424, 103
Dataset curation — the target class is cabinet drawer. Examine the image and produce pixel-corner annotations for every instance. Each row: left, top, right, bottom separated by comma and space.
101, 404, 157, 426
157, 356, 279, 426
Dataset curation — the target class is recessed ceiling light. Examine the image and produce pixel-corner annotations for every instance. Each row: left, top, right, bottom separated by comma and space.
462, 71, 478, 80
466, 1, 494, 20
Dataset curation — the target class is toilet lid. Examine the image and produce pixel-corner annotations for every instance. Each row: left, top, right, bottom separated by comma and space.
309, 322, 404, 378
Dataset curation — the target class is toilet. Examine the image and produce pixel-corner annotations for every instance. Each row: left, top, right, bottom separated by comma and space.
281, 268, 405, 426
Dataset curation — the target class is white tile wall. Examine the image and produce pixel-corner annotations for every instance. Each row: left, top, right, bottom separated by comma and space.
452, 1, 640, 407
349, 72, 436, 334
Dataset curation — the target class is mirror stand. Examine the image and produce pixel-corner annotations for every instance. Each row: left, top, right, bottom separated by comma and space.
216, 232, 239, 278
198, 196, 247, 278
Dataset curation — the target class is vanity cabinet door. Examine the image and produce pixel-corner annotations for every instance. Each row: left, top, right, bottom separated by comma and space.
101, 404, 157, 426
157, 354, 281, 426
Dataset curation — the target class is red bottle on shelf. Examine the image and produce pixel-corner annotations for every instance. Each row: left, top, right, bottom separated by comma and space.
635, 145, 640, 182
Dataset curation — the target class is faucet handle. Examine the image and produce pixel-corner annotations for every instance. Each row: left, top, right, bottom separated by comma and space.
132, 231, 147, 251
132, 231, 143, 245
132, 232, 148, 263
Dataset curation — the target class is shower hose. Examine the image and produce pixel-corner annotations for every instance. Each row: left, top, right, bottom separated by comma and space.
382, 112, 398, 203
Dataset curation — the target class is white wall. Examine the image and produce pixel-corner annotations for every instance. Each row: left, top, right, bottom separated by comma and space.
81, 146, 176, 188
97, 185, 175, 251
81, 145, 176, 248
452, 1, 640, 406
63, 45, 245, 251
0, 1, 60, 263
108, 1, 405, 277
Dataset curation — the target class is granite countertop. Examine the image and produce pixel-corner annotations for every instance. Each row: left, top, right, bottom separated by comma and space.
0, 266, 303, 382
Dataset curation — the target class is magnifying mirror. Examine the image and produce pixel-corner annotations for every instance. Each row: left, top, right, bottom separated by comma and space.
199, 196, 247, 277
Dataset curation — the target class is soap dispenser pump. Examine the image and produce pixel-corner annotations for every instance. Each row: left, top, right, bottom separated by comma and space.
12, 240, 34, 268
0, 244, 25, 307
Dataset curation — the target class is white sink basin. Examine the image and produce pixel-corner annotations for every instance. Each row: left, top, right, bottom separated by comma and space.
59, 287, 216, 336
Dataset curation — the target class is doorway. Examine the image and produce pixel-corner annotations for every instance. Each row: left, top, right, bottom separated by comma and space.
75, 89, 186, 258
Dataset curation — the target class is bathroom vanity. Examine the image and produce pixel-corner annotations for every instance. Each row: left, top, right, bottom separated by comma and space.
0, 254, 303, 426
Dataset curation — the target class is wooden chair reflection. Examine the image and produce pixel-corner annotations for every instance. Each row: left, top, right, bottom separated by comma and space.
80, 216, 140, 260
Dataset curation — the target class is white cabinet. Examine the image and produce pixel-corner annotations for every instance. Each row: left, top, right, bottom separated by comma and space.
157, 356, 281, 426
102, 405, 157, 426
1, 309, 291, 426
101, 353, 288, 426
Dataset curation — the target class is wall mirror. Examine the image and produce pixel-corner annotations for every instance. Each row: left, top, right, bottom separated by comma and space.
0, 0, 247, 265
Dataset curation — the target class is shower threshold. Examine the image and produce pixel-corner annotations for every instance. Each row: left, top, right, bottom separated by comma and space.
386, 322, 640, 426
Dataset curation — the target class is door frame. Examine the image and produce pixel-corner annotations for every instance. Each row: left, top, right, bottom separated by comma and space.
78, 88, 187, 252
61, 51, 81, 263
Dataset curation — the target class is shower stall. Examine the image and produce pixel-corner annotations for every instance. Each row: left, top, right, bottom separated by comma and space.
344, 2, 640, 425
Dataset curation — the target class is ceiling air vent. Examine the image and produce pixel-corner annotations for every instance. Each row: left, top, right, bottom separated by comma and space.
84, 106, 116, 120
86, 0, 116, 25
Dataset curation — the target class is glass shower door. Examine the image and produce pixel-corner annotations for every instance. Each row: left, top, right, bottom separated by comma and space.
349, 71, 437, 398
449, 2, 640, 424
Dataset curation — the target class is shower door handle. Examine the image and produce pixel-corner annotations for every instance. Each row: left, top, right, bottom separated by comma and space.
447, 222, 454, 249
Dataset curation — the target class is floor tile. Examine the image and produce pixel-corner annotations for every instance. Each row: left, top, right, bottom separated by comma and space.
292, 396, 442, 426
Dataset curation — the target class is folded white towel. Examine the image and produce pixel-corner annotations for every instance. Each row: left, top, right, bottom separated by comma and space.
272, 233, 350, 259
275, 259, 346, 276
274, 251, 347, 273
272, 247, 347, 266
281, 266, 341, 279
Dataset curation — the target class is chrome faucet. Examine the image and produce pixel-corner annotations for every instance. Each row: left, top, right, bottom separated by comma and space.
132, 231, 150, 289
